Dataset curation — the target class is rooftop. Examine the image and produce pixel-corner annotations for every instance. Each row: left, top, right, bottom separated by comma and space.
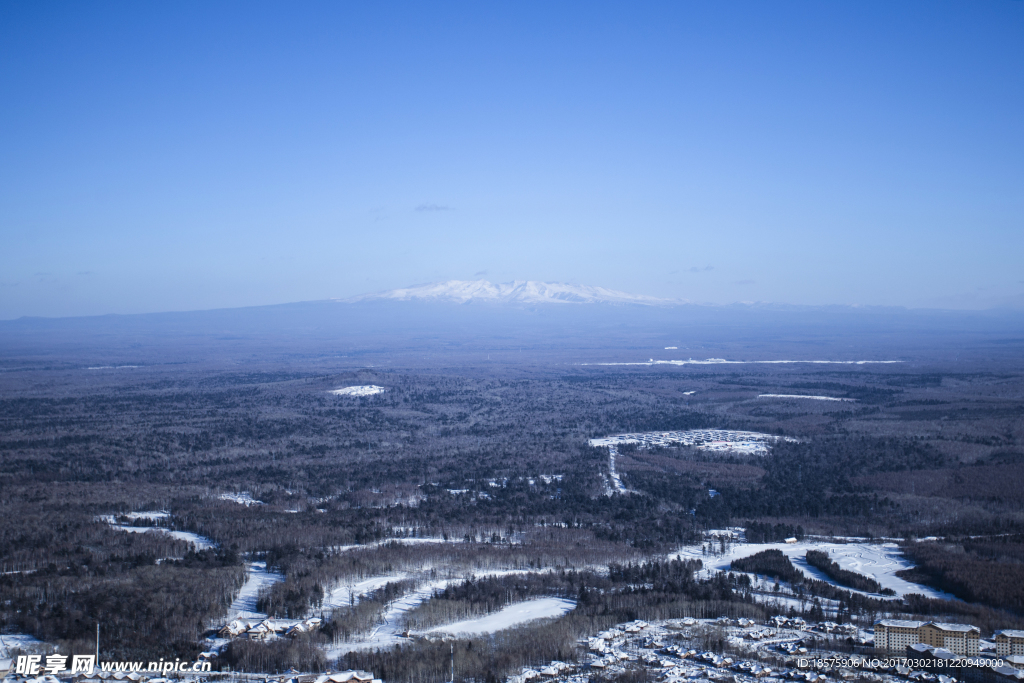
876, 619, 928, 628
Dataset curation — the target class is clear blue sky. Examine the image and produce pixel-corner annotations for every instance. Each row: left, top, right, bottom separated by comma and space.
1, 1, 1022, 318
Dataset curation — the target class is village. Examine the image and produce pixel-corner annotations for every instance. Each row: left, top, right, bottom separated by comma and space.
4, 615, 1024, 683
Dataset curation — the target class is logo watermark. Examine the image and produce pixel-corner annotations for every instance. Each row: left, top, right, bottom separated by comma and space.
15, 655, 212, 676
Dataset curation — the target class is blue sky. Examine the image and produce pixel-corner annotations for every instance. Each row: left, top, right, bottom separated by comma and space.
1, 1, 1022, 318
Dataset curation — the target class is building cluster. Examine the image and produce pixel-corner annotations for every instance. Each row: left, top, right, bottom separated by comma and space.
875, 620, 1024, 683
217, 617, 323, 641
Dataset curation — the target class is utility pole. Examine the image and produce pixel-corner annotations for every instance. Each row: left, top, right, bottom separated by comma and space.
96, 622, 100, 662
450, 642, 454, 683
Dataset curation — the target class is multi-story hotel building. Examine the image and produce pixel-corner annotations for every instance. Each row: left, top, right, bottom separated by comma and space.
996, 630, 1024, 657
874, 620, 980, 656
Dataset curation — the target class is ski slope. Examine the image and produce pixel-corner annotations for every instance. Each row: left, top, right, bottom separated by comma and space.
673, 539, 954, 600
426, 597, 576, 636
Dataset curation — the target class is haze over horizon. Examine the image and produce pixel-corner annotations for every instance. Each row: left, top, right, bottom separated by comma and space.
2, 1, 1023, 319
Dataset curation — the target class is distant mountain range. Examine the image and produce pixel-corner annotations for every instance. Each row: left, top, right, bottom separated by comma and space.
342, 280, 678, 306
2, 279, 1022, 364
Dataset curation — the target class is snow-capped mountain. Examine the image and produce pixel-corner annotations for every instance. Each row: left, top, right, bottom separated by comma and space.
342, 280, 679, 306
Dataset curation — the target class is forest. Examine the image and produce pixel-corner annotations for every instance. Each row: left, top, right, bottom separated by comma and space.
1, 348, 1023, 675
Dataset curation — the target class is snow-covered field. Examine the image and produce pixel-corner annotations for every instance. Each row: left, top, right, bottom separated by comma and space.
227, 561, 286, 621
758, 394, 856, 402
674, 539, 955, 600
588, 359, 902, 366
426, 597, 576, 636
330, 385, 385, 397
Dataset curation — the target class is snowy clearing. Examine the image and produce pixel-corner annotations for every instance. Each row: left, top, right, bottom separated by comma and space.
425, 597, 576, 636
673, 539, 954, 600
587, 359, 902, 366
323, 574, 408, 610
758, 394, 856, 402
328, 579, 450, 656
0, 633, 47, 656
123, 511, 170, 521
98, 515, 216, 550
227, 561, 286, 621
330, 385, 385, 396
591, 429, 796, 457
605, 446, 628, 495
219, 492, 264, 506
328, 569, 552, 655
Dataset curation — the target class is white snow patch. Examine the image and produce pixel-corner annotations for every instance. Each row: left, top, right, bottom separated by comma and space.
759, 394, 856, 402
227, 561, 286, 621
426, 597, 576, 636
330, 385, 386, 397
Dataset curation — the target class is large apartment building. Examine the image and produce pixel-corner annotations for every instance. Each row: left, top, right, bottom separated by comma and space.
996, 630, 1024, 657
875, 620, 981, 656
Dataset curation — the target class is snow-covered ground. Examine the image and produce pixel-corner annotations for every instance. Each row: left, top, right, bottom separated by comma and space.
674, 539, 954, 600
328, 579, 451, 656
0, 633, 47, 656
328, 537, 457, 554
758, 394, 856, 402
588, 359, 902, 366
323, 575, 407, 610
98, 514, 216, 550
219, 492, 264, 506
425, 597, 576, 636
330, 385, 385, 396
164, 530, 216, 550
606, 446, 627, 495
328, 569, 559, 655
227, 561, 286, 621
